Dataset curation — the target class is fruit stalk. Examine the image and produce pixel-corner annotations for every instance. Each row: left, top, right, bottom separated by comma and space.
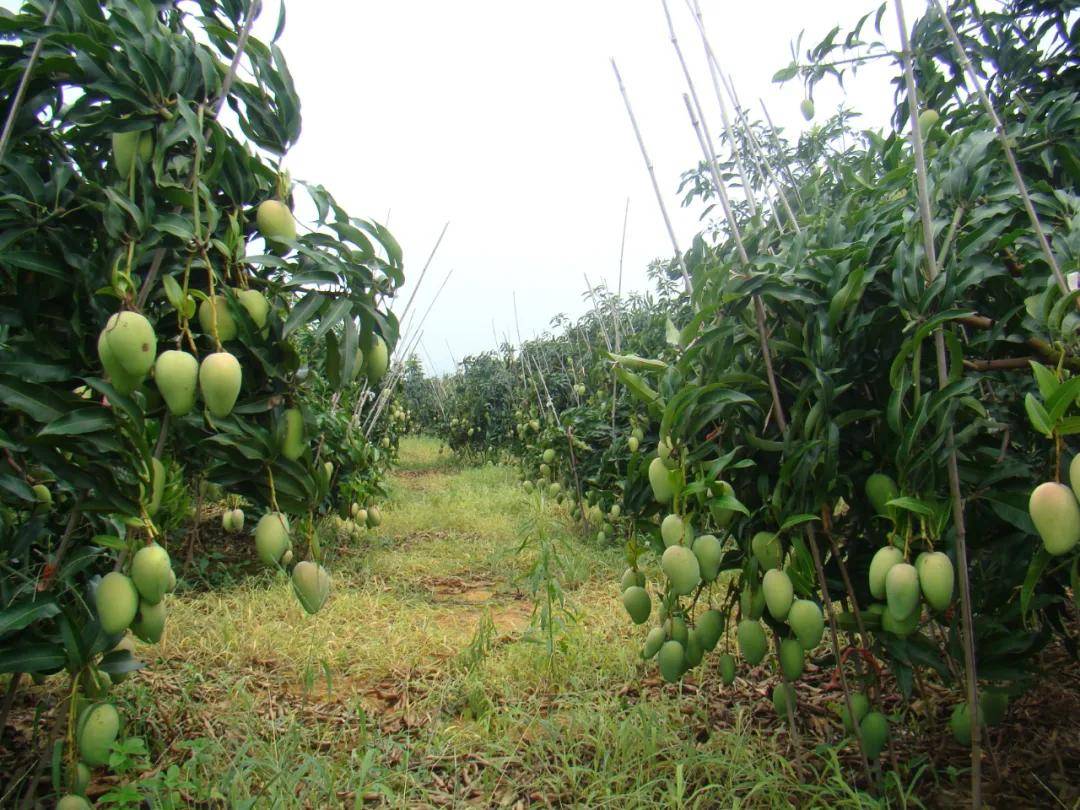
894, 1, 981, 804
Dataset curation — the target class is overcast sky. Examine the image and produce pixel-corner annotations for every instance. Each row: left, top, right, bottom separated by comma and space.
121, 2, 905, 373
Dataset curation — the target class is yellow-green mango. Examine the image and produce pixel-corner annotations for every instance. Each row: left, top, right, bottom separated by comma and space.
880, 605, 919, 637
256, 199, 297, 244
693, 534, 723, 583
97, 330, 142, 394
763, 568, 794, 620
885, 562, 920, 621
198, 352, 242, 418
280, 407, 305, 461
916, 551, 954, 612
365, 335, 389, 385
542, 448, 555, 464
130, 543, 171, 605
237, 288, 270, 331
800, 98, 815, 121
779, 638, 804, 681
132, 598, 166, 644
76, 702, 119, 766
197, 296, 237, 342
1029, 481, 1080, 555
102, 311, 156, 377
737, 619, 766, 665
628, 436, 639, 453
918, 108, 940, 137
112, 130, 152, 177
621, 586, 651, 624
254, 512, 290, 566
154, 350, 198, 416
366, 506, 382, 528
751, 531, 781, 570
58, 795, 92, 810
709, 480, 736, 528
661, 545, 700, 596
292, 560, 330, 614
95, 572, 138, 635
660, 514, 686, 547
868, 545, 904, 599
32, 483, 51, 514
147, 457, 165, 517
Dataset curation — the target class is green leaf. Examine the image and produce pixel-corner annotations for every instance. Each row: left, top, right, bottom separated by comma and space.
38, 408, 113, 437
886, 496, 934, 517
779, 513, 819, 532
1029, 361, 1059, 400
1023, 392, 1053, 437
1020, 547, 1050, 616
282, 292, 325, 338
0, 642, 66, 674
607, 352, 667, 373
0, 600, 60, 638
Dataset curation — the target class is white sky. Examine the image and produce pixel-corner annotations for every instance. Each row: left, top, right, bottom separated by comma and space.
253, 1, 902, 374
16, 0, 904, 374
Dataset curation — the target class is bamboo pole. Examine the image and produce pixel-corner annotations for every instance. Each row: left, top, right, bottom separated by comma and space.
394, 221, 450, 329
0, 0, 60, 164
611, 59, 692, 294
895, 2, 981, 804
611, 198, 629, 438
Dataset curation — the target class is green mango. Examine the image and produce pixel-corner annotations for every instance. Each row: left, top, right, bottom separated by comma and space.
621, 586, 651, 624
660, 514, 686, 547
918, 108, 940, 136
198, 352, 242, 418
1029, 481, 1080, 555
763, 569, 794, 620
772, 683, 794, 718
648, 457, 674, 504
692, 534, 723, 582
77, 702, 120, 767
366, 506, 382, 528
1070, 454, 1080, 503
840, 692, 870, 733
280, 407, 305, 461
628, 436, 639, 453
661, 545, 700, 596
787, 599, 824, 649
737, 619, 766, 665
859, 711, 889, 758
68, 759, 91, 793
657, 640, 685, 683
255, 512, 291, 565
102, 311, 156, 378
292, 560, 331, 614
366, 335, 389, 385
642, 626, 665, 659
779, 638, 804, 681
620, 567, 645, 591
980, 690, 1009, 726
865, 473, 899, 519
800, 98, 815, 120
684, 629, 703, 667
718, 653, 736, 685
32, 483, 52, 514
132, 598, 166, 643
665, 615, 688, 645
740, 584, 765, 620
542, 448, 555, 464
130, 543, 171, 604
949, 702, 977, 747
256, 199, 297, 244
95, 573, 138, 635
695, 609, 723, 651
154, 350, 199, 416
197, 296, 237, 342
880, 605, 919, 637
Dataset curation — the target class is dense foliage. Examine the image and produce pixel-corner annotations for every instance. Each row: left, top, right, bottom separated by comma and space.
0, 1, 403, 803
427, 0, 1080, 787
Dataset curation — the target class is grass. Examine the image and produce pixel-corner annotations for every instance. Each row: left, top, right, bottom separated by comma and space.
83, 436, 906, 808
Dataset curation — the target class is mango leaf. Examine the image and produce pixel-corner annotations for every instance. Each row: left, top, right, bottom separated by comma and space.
0, 600, 60, 638
886, 496, 934, 516
0, 642, 66, 673
1023, 393, 1053, 437
780, 513, 819, 532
